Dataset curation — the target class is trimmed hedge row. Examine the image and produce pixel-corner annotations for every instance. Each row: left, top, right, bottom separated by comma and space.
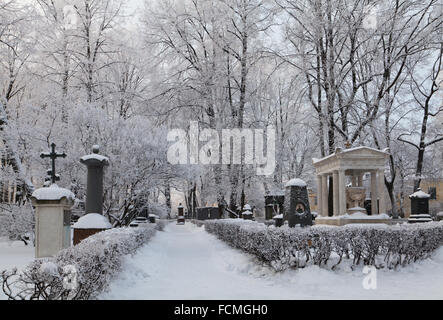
1, 221, 165, 300
204, 219, 443, 271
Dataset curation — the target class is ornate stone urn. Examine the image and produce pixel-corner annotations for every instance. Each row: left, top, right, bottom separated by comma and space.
346, 187, 366, 211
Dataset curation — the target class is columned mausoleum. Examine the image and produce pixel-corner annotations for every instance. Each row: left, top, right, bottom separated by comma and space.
313, 146, 390, 218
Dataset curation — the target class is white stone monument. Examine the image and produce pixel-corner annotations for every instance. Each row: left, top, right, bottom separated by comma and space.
312, 146, 393, 226
31, 184, 75, 258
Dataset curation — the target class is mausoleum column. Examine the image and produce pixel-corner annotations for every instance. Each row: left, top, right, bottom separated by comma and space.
378, 169, 387, 214
339, 170, 347, 215
333, 171, 340, 216
371, 171, 379, 215
358, 174, 363, 187
317, 176, 323, 216
321, 174, 329, 217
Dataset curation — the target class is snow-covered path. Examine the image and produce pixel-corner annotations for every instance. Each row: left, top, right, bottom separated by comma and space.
100, 222, 443, 300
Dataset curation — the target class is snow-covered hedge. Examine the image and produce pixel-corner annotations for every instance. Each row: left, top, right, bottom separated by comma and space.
1, 221, 165, 300
204, 219, 443, 271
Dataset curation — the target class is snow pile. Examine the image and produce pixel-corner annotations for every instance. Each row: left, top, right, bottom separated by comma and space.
0, 222, 165, 300
204, 219, 443, 272
73, 213, 112, 229
285, 178, 307, 188
31, 184, 75, 201
343, 212, 391, 220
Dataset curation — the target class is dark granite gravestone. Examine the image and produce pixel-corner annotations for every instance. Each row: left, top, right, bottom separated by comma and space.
408, 189, 432, 223
177, 203, 185, 224
273, 215, 283, 227
410, 189, 430, 214
364, 199, 372, 216
178, 204, 184, 216
197, 207, 210, 220
284, 178, 313, 228
74, 146, 111, 245
209, 207, 221, 219
243, 210, 254, 220
79, 145, 109, 215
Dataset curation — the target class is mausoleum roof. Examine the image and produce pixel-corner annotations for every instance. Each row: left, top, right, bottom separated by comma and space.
312, 146, 390, 175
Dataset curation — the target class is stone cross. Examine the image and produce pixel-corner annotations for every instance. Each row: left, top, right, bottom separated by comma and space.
40, 143, 67, 184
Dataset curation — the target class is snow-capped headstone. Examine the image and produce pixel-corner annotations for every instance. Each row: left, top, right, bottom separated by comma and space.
73, 213, 112, 245
80, 145, 109, 215
273, 214, 284, 227
242, 210, 254, 220
409, 189, 430, 215
73, 213, 113, 229
177, 203, 185, 225
284, 178, 313, 228
75, 146, 111, 244
408, 189, 432, 224
31, 184, 75, 258
148, 214, 157, 223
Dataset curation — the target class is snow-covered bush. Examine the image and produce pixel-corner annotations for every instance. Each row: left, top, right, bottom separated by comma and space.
147, 203, 170, 219
204, 220, 443, 271
190, 219, 206, 228
1, 223, 164, 300
0, 204, 35, 245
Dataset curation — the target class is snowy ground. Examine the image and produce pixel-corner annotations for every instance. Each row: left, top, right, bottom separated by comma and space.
0, 237, 35, 300
100, 222, 443, 300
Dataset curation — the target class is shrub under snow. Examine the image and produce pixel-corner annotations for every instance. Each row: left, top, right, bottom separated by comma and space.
203, 219, 443, 271
1, 221, 165, 300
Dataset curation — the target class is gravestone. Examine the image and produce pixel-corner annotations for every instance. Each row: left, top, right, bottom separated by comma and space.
79, 145, 109, 215
242, 210, 254, 220
177, 203, 185, 224
148, 214, 156, 223
72, 213, 112, 245
408, 189, 432, 223
273, 214, 283, 227
284, 178, 313, 228
31, 185, 75, 258
208, 207, 221, 220
74, 146, 111, 244
197, 207, 210, 220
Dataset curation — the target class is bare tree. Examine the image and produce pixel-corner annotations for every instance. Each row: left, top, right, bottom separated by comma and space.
398, 45, 443, 191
